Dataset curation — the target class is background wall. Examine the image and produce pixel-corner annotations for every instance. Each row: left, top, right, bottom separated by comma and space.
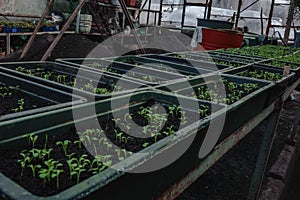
0, 0, 48, 17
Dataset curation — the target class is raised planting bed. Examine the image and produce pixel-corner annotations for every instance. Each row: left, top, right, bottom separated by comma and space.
0, 71, 86, 122
55, 58, 185, 86
187, 51, 261, 64
163, 52, 249, 68
215, 45, 299, 59
0, 61, 146, 101
257, 59, 300, 78
0, 91, 226, 199
141, 54, 236, 71
155, 74, 274, 141
224, 65, 295, 106
103, 55, 214, 77
206, 50, 264, 63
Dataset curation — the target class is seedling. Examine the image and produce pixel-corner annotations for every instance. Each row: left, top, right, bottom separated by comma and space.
56, 140, 71, 156
28, 133, 38, 147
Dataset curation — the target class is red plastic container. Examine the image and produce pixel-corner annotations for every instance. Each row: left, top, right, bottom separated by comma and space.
125, 0, 136, 7
199, 28, 244, 50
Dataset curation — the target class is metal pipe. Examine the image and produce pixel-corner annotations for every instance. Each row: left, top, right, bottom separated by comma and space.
247, 105, 282, 200
266, 0, 275, 36
158, 0, 163, 26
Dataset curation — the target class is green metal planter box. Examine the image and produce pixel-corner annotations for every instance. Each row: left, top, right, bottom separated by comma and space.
224, 65, 295, 107
162, 52, 250, 68
185, 52, 259, 65
0, 61, 146, 101
257, 59, 300, 78
142, 54, 234, 71
55, 58, 185, 86
103, 55, 214, 77
0, 91, 225, 199
155, 74, 274, 142
0, 71, 86, 122
207, 51, 264, 62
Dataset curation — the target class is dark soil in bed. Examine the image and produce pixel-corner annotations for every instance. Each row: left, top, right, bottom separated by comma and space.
0, 99, 200, 197
0, 82, 54, 117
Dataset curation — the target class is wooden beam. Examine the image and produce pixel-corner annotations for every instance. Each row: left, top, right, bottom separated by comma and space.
41, 0, 87, 61
19, 0, 54, 60
235, 0, 243, 28
266, 0, 275, 35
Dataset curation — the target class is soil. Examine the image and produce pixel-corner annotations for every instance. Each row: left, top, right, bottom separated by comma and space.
0, 99, 199, 197
11, 65, 138, 95
0, 82, 54, 117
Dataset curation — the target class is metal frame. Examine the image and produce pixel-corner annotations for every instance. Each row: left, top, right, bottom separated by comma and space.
156, 75, 300, 200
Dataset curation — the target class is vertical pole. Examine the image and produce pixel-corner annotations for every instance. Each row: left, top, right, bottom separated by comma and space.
41, 0, 86, 61
260, 8, 264, 35
266, 0, 275, 36
76, 10, 81, 33
247, 104, 282, 200
6, 33, 10, 55
207, 0, 212, 20
19, 0, 54, 60
204, 0, 209, 19
158, 0, 163, 26
284, 0, 295, 43
235, 0, 243, 28
146, 0, 152, 27
181, 0, 186, 28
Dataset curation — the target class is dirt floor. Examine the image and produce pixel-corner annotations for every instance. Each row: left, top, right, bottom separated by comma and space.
284, 150, 300, 200
1, 33, 300, 199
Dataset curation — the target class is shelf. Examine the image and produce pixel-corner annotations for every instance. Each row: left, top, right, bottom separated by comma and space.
0, 31, 76, 36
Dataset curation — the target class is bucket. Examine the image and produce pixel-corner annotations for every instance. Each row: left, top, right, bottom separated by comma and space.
201, 28, 244, 50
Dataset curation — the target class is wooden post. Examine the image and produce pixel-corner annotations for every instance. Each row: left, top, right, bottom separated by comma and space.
284, 0, 295, 43
235, 0, 243, 28
158, 0, 163, 25
266, 0, 275, 36
260, 8, 264, 35
41, 0, 86, 61
207, 0, 212, 19
181, 0, 186, 28
19, 0, 54, 60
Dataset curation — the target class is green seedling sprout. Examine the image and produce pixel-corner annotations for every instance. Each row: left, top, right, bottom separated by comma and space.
28, 164, 41, 178
51, 169, 64, 189
29, 133, 38, 147
56, 140, 71, 156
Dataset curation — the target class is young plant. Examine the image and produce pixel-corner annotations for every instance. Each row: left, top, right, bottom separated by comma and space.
28, 164, 41, 178
56, 140, 71, 156
28, 133, 38, 147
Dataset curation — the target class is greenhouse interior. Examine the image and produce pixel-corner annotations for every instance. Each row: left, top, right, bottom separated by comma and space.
0, 0, 300, 199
